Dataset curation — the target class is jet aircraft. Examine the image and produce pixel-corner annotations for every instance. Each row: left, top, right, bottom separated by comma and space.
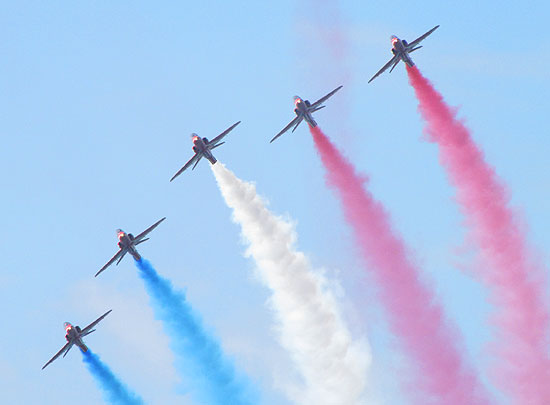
42, 309, 112, 369
95, 217, 166, 277
170, 121, 241, 182
270, 85, 343, 143
368, 25, 439, 83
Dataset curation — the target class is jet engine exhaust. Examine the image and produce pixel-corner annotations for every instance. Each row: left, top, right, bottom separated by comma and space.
135, 258, 257, 405
309, 125, 491, 404
81, 349, 144, 405
211, 162, 371, 405
406, 65, 550, 403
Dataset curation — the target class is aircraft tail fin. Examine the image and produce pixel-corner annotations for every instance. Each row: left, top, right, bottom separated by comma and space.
409, 46, 423, 53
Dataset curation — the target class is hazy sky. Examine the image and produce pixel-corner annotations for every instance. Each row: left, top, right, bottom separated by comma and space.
1, 1, 548, 404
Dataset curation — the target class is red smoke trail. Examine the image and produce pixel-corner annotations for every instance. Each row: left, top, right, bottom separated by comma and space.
310, 125, 490, 404
406, 65, 550, 403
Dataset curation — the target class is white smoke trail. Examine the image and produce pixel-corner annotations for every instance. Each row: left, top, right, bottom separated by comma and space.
212, 163, 371, 405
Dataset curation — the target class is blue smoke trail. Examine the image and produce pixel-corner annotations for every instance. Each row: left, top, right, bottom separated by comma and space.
81, 349, 144, 405
135, 258, 256, 405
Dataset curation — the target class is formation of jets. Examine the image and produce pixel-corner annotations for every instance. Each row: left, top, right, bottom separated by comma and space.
43, 24, 439, 370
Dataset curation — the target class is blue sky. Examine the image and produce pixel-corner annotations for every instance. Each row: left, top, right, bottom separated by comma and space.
1, 1, 548, 404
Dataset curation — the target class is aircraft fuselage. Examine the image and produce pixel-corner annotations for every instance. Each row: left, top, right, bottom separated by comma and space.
117, 231, 141, 260
391, 36, 415, 67
192, 135, 216, 164
294, 98, 317, 128
64, 323, 88, 352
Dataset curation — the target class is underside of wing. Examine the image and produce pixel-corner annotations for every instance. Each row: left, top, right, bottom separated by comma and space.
170, 153, 200, 182
408, 25, 439, 48
42, 342, 71, 369
208, 121, 241, 147
134, 217, 166, 242
81, 309, 113, 335
368, 55, 399, 83
270, 116, 302, 143
95, 249, 124, 277
310, 85, 343, 108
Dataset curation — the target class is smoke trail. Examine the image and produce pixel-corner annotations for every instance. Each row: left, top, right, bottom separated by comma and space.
211, 162, 371, 405
310, 126, 491, 404
135, 258, 256, 405
81, 349, 144, 405
407, 65, 550, 403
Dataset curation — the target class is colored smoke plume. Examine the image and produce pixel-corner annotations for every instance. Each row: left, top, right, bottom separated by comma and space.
407, 65, 550, 403
135, 258, 257, 405
310, 125, 490, 404
212, 162, 371, 405
81, 349, 144, 405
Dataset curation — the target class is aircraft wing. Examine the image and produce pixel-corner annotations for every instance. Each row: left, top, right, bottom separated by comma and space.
170, 153, 200, 182
408, 25, 439, 48
134, 217, 166, 243
81, 309, 113, 335
42, 341, 72, 369
310, 85, 343, 108
368, 55, 399, 83
270, 116, 302, 143
95, 249, 124, 277
208, 121, 241, 147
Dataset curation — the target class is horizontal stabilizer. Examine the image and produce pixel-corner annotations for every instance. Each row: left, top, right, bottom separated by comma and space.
389, 59, 400, 73
192, 155, 203, 170
135, 238, 149, 246
311, 105, 325, 112
409, 45, 423, 53
63, 344, 73, 358
82, 329, 96, 337
210, 141, 225, 150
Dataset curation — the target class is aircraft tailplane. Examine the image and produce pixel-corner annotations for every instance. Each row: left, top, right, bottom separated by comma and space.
82, 329, 96, 337
409, 46, 423, 53
135, 238, 149, 246
63, 344, 73, 358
